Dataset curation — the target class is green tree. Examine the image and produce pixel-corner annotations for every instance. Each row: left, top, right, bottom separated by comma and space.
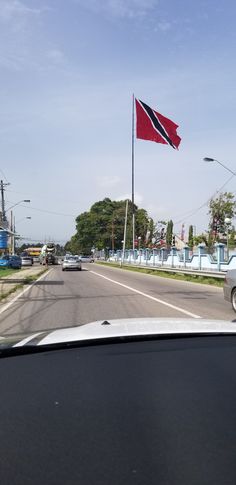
64, 235, 81, 254
67, 198, 151, 254
166, 220, 173, 247
208, 192, 236, 234
193, 234, 208, 246
193, 232, 215, 253
188, 225, 194, 248
229, 225, 236, 248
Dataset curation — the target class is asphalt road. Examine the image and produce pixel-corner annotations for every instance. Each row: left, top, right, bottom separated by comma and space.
0, 263, 234, 335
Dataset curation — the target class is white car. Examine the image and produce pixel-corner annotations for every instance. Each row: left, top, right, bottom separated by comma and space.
2, 318, 236, 485
20, 255, 33, 267
79, 255, 94, 263
62, 256, 82, 271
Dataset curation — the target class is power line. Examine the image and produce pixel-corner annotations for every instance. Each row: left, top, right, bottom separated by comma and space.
7, 201, 76, 218
18, 236, 69, 243
0, 169, 9, 184
174, 173, 235, 225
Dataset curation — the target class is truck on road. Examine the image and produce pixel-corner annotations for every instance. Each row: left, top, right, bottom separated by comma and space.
40, 243, 57, 265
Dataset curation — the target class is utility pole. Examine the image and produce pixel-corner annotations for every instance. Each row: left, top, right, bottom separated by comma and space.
10, 210, 13, 254
13, 215, 16, 255
111, 220, 115, 252
0, 179, 10, 226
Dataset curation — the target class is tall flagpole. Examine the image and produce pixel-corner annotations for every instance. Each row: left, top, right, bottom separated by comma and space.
132, 94, 135, 251
120, 199, 128, 267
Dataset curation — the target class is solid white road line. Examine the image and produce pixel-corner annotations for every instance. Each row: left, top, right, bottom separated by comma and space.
0, 268, 53, 316
90, 270, 201, 319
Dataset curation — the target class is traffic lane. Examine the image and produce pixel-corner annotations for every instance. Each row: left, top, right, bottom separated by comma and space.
0, 265, 195, 336
90, 264, 234, 321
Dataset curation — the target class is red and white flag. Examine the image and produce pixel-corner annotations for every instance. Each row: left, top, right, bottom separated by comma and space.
135, 99, 181, 149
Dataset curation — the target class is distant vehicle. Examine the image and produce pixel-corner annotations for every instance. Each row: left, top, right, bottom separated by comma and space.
79, 255, 94, 263
32, 256, 40, 263
62, 256, 82, 271
0, 255, 22, 269
24, 247, 42, 259
224, 269, 236, 311
20, 254, 33, 267
40, 243, 57, 265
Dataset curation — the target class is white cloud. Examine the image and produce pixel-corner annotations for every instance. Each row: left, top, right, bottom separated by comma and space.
116, 193, 144, 205
0, 0, 42, 22
97, 175, 121, 188
46, 49, 65, 64
74, 0, 157, 19
157, 21, 171, 32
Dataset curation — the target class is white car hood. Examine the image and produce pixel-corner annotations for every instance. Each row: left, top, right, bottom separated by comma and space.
7, 317, 236, 347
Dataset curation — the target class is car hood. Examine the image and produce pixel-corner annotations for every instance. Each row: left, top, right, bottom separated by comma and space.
0, 318, 236, 349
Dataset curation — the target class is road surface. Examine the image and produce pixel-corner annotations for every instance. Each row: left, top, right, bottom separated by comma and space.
0, 263, 234, 335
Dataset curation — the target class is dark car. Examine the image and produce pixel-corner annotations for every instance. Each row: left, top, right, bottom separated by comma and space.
9, 255, 22, 269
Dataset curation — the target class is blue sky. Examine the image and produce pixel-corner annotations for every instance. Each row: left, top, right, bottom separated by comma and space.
0, 0, 236, 243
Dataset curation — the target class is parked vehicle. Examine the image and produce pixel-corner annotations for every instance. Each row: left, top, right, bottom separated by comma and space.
20, 254, 33, 267
0, 255, 22, 269
79, 255, 94, 263
9, 255, 22, 269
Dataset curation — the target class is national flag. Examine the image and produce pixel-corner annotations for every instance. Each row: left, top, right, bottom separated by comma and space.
135, 99, 181, 149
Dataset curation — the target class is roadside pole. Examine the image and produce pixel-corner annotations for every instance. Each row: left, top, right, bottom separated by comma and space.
121, 200, 128, 267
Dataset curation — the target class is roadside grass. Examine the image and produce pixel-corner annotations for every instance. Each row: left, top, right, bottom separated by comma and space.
0, 268, 49, 302
0, 268, 19, 278
96, 261, 224, 288
22, 269, 48, 285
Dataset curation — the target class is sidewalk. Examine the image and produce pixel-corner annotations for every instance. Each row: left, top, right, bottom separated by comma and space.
0, 265, 48, 301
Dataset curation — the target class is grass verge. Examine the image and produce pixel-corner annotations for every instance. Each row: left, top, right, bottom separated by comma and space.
0, 268, 19, 278
96, 261, 224, 288
0, 268, 49, 302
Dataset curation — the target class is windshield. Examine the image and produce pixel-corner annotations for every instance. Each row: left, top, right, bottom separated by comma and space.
0, 0, 235, 337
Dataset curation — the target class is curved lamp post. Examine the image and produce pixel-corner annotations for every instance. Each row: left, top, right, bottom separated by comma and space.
203, 157, 236, 177
225, 217, 231, 260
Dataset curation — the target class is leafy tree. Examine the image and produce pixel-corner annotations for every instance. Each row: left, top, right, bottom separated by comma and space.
166, 220, 173, 247
229, 225, 236, 248
193, 232, 214, 253
64, 235, 81, 254
193, 234, 208, 246
188, 225, 194, 248
208, 192, 236, 234
67, 198, 151, 253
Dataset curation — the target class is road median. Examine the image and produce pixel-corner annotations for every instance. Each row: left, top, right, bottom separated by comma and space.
0, 266, 49, 302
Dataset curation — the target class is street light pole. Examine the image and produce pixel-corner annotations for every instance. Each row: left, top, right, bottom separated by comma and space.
225, 217, 231, 260
10, 210, 13, 254
13, 217, 32, 254
203, 157, 236, 177
13, 216, 15, 255
6, 199, 30, 213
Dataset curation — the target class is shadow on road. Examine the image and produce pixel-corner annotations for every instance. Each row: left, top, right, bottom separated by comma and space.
0, 279, 64, 285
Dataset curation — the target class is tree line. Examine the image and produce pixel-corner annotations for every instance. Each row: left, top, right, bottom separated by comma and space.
65, 198, 154, 254
65, 192, 236, 254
